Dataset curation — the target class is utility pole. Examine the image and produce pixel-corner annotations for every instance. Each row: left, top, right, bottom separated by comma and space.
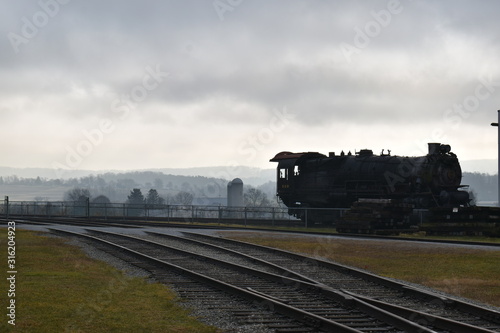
491, 110, 500, 207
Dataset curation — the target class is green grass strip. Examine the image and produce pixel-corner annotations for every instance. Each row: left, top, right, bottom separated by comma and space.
0, 228, 219, 333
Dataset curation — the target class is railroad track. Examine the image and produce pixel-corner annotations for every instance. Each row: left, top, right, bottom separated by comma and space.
180, 232, 500, 331
7, 216, 500, 248
19, 208, 494, 255
49, 228, 500, 332
1, 216, 143, 229
3, 214, 303, 228
3, 216, 239, 230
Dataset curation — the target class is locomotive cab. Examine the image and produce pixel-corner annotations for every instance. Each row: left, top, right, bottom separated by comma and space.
270, 152, 301, 206
270, 151, 326, 207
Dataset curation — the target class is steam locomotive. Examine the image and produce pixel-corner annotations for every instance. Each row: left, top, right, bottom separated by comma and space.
271, 143, 470, 224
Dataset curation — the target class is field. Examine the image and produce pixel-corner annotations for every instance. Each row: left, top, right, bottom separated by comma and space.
0, 228, 218, 332
221, 231, 500, 307
0, 184, 69, 201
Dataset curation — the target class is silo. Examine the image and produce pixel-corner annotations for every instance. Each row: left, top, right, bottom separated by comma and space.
227, 178, 244, 206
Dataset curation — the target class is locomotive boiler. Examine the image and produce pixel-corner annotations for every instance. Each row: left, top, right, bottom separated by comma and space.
271, 143, 470, 223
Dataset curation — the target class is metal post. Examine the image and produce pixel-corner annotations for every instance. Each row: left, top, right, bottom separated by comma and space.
244, 207, 247, 227
491, 110, 500, 207
4, 196, 8, 218
86, 197, 90, 218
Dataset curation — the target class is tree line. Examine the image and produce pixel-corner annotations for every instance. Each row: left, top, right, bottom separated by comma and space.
0, 171, 230, 203
64, 187, 196, 206
63, 185, 273, 208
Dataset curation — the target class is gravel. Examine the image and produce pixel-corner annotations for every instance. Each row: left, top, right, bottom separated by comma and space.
49, 232, 279, 333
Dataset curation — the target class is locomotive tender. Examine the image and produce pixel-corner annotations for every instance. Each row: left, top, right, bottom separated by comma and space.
271, 143, 470, 223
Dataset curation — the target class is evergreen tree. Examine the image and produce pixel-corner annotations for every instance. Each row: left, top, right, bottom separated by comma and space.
127, 188, 144, 204
126, 188, 144, 217
145, 189, 165, 207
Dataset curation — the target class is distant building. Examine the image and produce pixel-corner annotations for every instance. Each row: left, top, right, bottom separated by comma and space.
227, 178, 243, 206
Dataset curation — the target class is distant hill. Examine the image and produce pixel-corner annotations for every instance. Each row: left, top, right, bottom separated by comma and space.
462, 172, 497, 204
0, 158, 494, 183
154, 167, 275, 187
0, 166, 94, 180
0, 166, 277, 202
0, 166, 276, 186
460, 159, 497, 175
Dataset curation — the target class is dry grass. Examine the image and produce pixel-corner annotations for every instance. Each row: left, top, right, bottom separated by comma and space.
221, 232, 500, 307
0, 228, 219, 333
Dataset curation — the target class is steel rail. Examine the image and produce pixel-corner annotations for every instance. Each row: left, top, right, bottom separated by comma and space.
84, 229, 437, 332
50, 227, 500, 332
341, 290, 496, 333
6, 216, 500, 248
48, 228, 369, 332
6, 216, 141, 228
64, 228, 499, 332
143, 231, 319, 284
183, 232, 500, 327
147, 231, 499, 333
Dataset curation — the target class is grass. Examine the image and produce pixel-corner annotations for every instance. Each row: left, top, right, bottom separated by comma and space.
220, 232, 500, 308
0, 228, 219, 333
399, 231, 500, 244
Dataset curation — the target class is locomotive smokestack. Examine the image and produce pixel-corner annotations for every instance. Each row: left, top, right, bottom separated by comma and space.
428, 143, 441, 155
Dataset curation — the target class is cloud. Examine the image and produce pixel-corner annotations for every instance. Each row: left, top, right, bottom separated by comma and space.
0, 0, 499, 171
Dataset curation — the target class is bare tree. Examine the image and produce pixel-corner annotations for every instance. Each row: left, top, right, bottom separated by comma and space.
174, 191, 194, 205
64, 188, 91, 202
244, 187, 270, 207
91, 195, 111, 204
154, 178, 164, 189
91, 195, 111, 216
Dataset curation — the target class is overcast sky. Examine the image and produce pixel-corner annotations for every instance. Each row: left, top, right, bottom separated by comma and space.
1, 0, 500, 175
